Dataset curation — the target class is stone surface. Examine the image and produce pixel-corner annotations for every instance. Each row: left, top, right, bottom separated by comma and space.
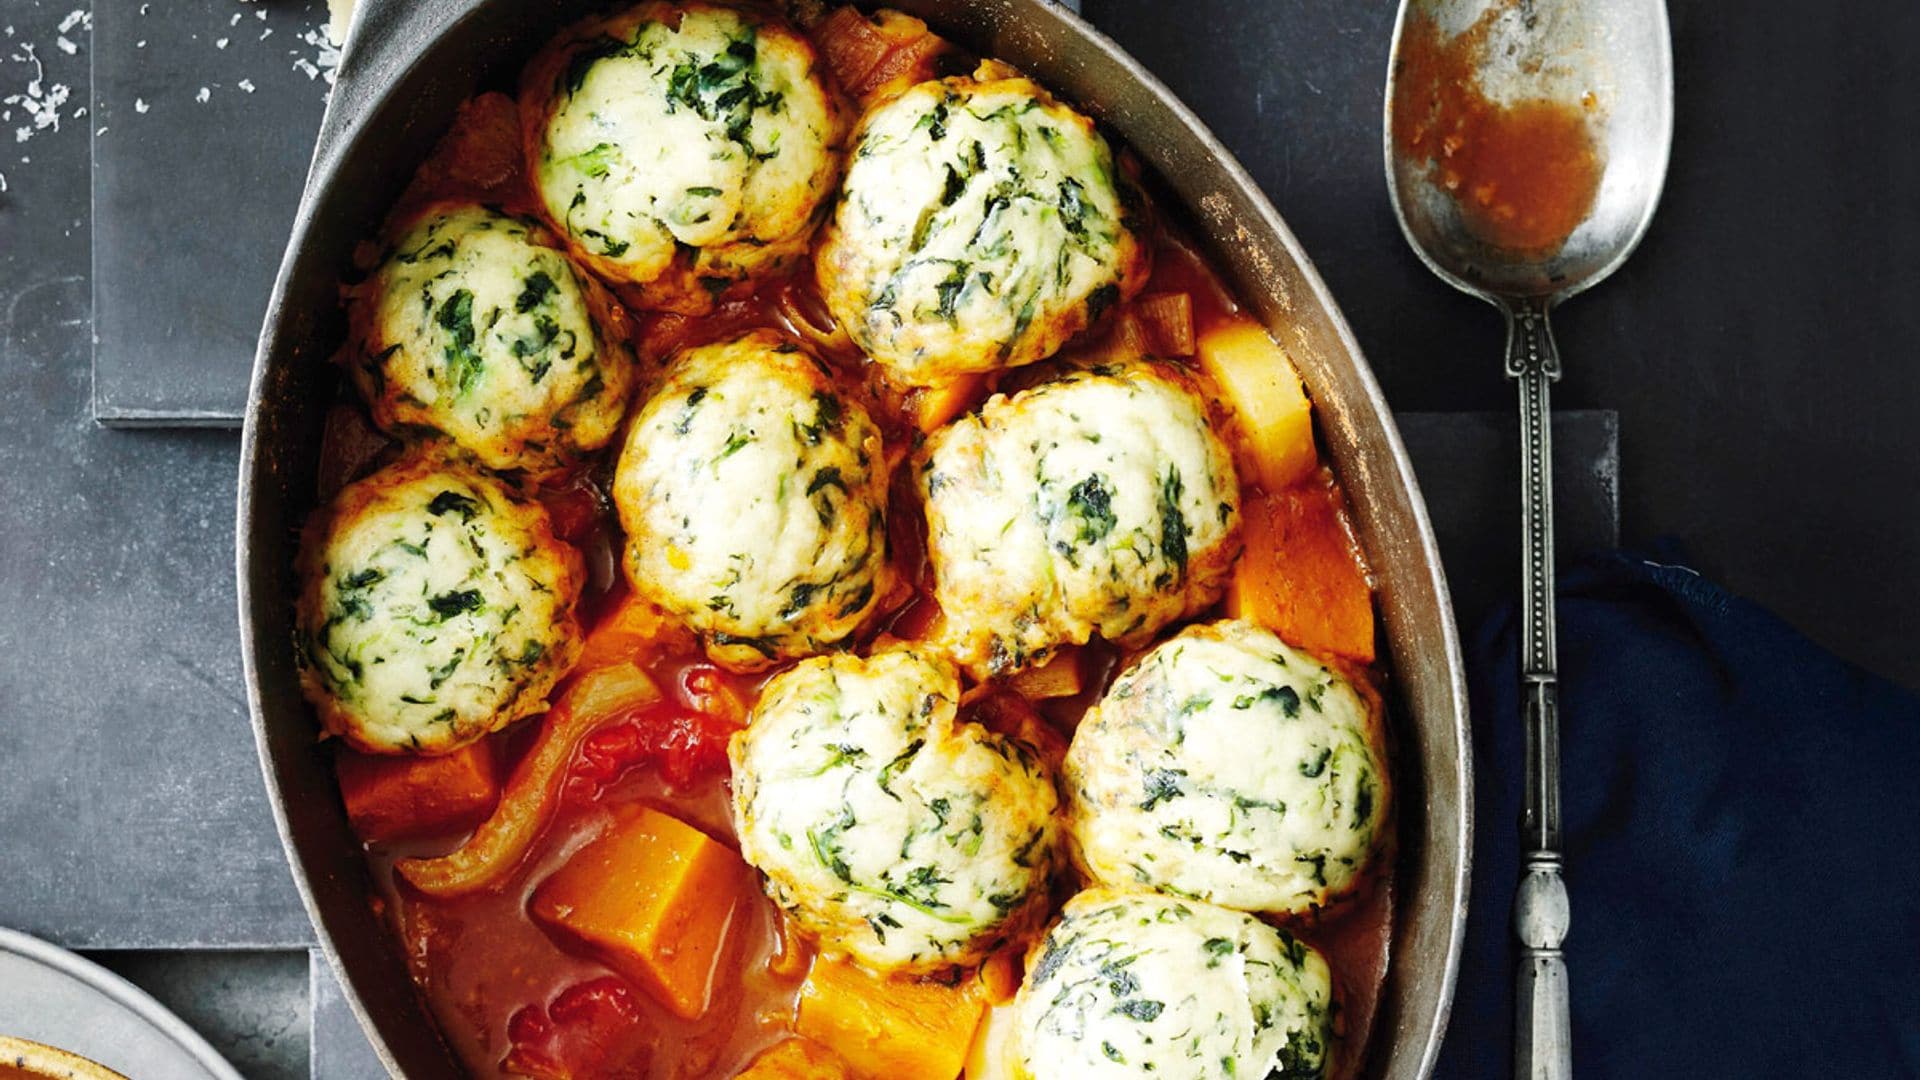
89, 0, 331, 425
0, 264, 308, 949
91, 949, 310, 1080
311, 952, 389, 1080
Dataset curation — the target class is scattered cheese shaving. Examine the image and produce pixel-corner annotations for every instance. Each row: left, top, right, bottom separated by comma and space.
4, 43, 70, 145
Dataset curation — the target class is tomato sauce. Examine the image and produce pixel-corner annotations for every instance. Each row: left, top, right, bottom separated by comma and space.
1391, 5, 1602, 255
319, 11, 1400, 1076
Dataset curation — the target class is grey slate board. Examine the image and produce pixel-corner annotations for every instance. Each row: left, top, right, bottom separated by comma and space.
89, 0, 330, 426
0, 277, 307, 949
92, 949, 311, 1080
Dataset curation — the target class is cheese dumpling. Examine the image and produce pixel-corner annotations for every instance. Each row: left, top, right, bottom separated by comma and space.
919, 361, 1240, 678
347, 202, 637, 473
294, 453, 584, 755
522, 1, 847, 311
730, 648, 1060, 973
1064, 619, 1390, 915
816, 67, 1150, 383
1014, 888, 1335, 1080
612, 331, 892, 670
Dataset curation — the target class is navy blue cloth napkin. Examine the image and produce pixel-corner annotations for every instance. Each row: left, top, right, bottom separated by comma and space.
1432, 550, 1920, 1079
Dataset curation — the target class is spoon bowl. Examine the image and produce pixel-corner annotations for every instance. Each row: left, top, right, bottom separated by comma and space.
1385, 0, 1673, 302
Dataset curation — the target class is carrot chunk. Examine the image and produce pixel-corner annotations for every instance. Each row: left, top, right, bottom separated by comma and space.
336, 741, 499, 845
795, 956, 987, 1080
1225, 480, 1376, 663
532, 804, 749, 1020
735, 1038, 853, 1079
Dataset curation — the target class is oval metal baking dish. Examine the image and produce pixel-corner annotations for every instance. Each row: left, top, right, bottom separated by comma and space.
237, 1, 1471, 1074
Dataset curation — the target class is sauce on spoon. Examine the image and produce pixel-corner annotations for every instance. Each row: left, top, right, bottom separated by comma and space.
1391, 6, 1602, 255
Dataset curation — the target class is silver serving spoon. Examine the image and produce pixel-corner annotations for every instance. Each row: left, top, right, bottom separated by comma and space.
1383, 1, 1671, 1076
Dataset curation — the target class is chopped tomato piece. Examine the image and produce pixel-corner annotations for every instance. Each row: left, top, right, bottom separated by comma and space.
566, 699, 740, 802
680, 663, 749, 726
503, 976, 648, 1080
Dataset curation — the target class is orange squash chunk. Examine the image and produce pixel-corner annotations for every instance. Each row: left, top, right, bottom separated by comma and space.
795, 955, 987, 1080
531, 804, 749, 1020
1196, 319, 1319, 492
1226, 479, 1377, 663
905, 372, 987, 434
336, 742, 499, 845
573, 592, 693, 673
734, 1038, 853, 1080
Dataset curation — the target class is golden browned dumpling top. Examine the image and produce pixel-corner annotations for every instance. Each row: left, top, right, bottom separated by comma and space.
1064, 619, 1390, 916
816, 66, 1150, 383
346, 201, 637, 473
294, 453, 584, 754
731, 647, 1060, 973
522, 1, 847, 312
919, 360, 1241, 678
612, 330, 893, 670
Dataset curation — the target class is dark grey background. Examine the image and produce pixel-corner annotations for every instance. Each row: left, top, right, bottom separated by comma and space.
0, 0, 1912, 1074
1084, 0, 1920, 686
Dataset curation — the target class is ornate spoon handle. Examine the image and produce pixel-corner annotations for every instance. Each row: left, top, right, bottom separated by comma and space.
1505, 297, 1572, 1080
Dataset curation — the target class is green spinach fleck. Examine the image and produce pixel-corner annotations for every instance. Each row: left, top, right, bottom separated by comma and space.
435, 289, 484, 395
427, 589, 484, 620
428, 490, 478, 521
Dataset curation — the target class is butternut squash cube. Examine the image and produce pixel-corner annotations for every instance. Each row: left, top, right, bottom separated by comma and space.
532, 805, 748, 1020
573, 593, 694, 673
735, 1038, 853, 1080
1195, 319, 1319, 492
336, 741, 499, 845
795, 955, 987, 1080
1225, 483, 1376, 663
907, 372, 988, 434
